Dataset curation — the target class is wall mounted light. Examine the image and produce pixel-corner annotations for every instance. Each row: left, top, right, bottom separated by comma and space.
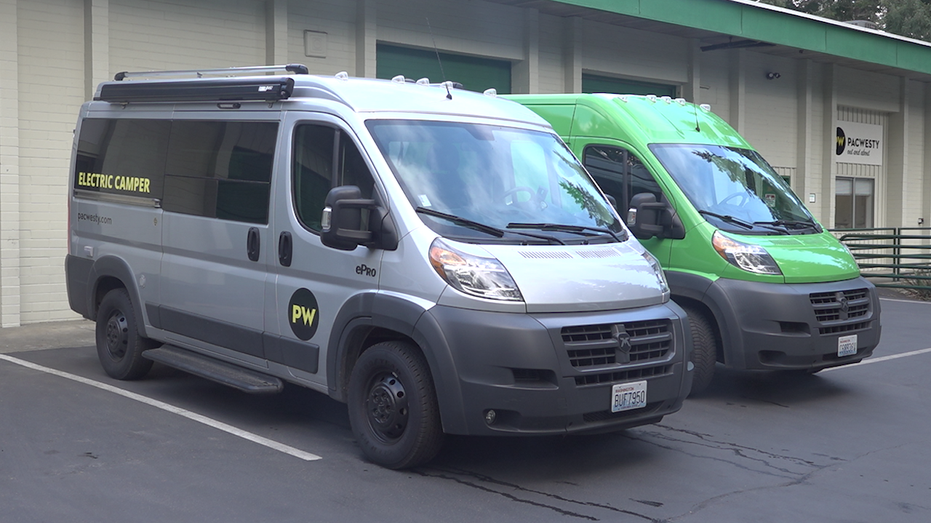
766, 72, 781, 80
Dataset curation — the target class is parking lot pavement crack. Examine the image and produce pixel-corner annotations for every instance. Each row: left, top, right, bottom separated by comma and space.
662, 461, 842, 522
622, 424, 832, 479
416, 466, 662, 522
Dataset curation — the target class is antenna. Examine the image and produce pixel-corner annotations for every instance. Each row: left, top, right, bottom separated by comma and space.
425, 17, 452, 100
693, 102, 701, 133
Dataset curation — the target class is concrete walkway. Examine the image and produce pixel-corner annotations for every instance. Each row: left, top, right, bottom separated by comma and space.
0, 319, 95, 354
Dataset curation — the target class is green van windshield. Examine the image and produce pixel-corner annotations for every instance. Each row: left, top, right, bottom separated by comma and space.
650, 144, 819, 235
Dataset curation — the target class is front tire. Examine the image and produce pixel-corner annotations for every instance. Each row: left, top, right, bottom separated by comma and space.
96, 288, 154, 380
683, 305, 717, 396
348, 341, 443, 469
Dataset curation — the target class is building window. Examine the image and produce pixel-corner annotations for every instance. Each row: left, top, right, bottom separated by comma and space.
835, 177, 874, 229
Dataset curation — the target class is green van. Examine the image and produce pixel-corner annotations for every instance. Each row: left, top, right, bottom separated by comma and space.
506, 93, 881, 393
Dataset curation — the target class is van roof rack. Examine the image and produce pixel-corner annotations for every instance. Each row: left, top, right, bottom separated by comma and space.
98, 65, 310, 104
112, 64, 309, 81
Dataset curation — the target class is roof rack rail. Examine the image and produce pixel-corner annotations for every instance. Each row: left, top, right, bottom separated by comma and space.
96, 76, 297, 103
113, 64, 309, 81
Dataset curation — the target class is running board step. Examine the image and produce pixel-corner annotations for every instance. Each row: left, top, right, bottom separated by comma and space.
143, 345, 283, 394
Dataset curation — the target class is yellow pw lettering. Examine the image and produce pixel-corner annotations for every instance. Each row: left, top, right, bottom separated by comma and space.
291, 304, 317, 326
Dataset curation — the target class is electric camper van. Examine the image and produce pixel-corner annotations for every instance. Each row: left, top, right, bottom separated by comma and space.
66, 66, 692, 469
508, 93, 881, 393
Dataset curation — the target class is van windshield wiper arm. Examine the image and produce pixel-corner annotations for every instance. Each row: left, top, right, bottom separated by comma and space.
753, 219, 822, 232
697, 210, 754, 229
416, 207, 504, 237
416, 207, 565, 244
506, 222, 625, 242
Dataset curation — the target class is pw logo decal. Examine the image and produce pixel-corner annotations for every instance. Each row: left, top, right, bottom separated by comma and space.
288, 288, 320, 340
292, 305, 317, 326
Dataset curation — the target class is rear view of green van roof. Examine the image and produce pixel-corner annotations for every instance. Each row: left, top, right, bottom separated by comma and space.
489, 0, 931, 78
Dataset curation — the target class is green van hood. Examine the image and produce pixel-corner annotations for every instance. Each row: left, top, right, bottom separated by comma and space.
744, 232, 861, 283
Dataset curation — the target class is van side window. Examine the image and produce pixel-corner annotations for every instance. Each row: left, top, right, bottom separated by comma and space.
162, 121, 277, 224
73, 119, 170, 199
293, 124, 375, 231
583, 146, 662, 209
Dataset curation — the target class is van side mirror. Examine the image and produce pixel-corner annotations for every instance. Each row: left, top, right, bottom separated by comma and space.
321, 186, 399, 251
321, 186, 374, 251
627, 193, 668, 240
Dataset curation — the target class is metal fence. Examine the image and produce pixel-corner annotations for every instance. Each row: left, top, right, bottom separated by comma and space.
831, 227, 931, 290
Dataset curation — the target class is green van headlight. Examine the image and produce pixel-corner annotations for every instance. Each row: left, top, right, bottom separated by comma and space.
712, 231, 782, 275
429, 238, 523, 301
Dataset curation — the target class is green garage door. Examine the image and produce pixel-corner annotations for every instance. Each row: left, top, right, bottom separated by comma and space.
376, 44, 511, 94
582, 74, 676, 97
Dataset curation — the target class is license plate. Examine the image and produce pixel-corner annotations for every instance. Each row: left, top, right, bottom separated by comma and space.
838, 334, 858, 357
611, 380, 647, 413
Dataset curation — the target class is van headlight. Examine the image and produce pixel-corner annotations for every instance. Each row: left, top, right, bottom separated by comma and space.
712, 231, 782, 275
429, 238, 523, 301
641, 250, 670, 295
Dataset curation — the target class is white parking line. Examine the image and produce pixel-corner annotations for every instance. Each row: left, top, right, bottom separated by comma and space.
0, 354, 322, 462
821, 347, 931, 372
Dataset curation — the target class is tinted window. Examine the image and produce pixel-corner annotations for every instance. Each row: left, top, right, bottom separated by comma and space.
74, 119, 169, 198
163, 121, 277, 224
74, 118, 276, 224
293, 124, 375, 232
583, 146, 662, 211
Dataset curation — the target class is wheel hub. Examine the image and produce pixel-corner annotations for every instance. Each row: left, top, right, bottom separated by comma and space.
366, 374, 409, 441
105, 311, 129, 360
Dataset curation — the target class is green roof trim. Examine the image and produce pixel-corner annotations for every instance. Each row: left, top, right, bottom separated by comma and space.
551, 0, 931, 76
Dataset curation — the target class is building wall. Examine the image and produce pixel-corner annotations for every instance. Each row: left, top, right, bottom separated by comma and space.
14, 0, 84, 325
0, 0, 928, 326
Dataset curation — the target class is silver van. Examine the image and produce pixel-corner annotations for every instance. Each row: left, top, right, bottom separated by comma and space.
66, 65, 692, 468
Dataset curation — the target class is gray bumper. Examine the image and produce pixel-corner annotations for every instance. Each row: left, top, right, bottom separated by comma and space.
706, 276, 882, 370
417, 301, 692, 436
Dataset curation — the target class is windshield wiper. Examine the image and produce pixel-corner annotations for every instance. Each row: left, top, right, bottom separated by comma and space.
416, 207, 504, 237
416, 207, 564, 244
506, 222, 625, 243
754, 219, 822, 232
698, 210, 754, 229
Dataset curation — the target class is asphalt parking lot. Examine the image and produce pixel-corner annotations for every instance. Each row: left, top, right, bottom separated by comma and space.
2, 293, 929, 523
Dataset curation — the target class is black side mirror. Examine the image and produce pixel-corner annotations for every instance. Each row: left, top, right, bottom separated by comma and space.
321, 186, 374, 251
627, 193, 667, 240
320, 185, 400, 252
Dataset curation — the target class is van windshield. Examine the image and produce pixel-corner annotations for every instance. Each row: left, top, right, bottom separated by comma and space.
650, 144, 819, 235
367, 120, 624, 243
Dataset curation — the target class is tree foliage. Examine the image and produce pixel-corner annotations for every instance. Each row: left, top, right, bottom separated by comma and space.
755, 0, 931, 41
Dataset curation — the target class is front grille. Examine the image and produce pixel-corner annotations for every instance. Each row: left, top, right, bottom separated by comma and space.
810, 288, 871, 323
562, 320, 672, 369
574, 364, 672, 387
819, 321, 872, 336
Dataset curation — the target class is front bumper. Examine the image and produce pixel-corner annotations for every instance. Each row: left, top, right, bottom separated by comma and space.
419, 301, 692, 436
707, 276, 882, 371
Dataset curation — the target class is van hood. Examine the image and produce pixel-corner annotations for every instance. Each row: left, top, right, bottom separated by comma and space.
744, 232, 861, 284
485, 241, 668, 313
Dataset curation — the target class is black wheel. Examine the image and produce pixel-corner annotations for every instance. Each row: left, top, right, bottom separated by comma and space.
683, 305, 717, 396
96, 288, 154, 380
348, 341, 443, 469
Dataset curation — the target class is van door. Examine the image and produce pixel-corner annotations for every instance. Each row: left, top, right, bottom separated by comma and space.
267, 114, 383, 386
158, 118, 277, 361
